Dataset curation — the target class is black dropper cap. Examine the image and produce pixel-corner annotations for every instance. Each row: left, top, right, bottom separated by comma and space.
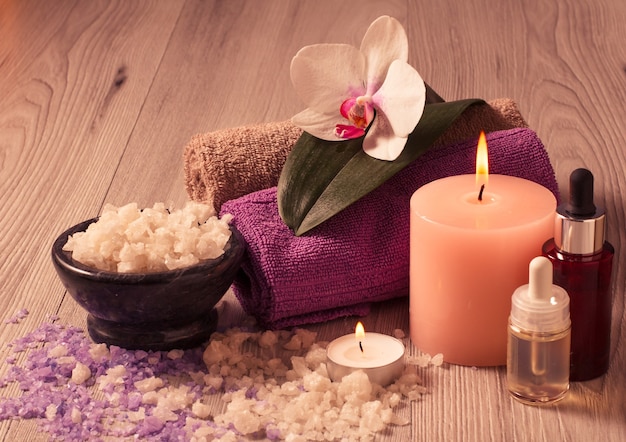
566, 168, 596, 217
555, 168, 605, 254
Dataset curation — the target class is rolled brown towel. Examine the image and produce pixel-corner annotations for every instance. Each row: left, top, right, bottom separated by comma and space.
183, 98, 528, 210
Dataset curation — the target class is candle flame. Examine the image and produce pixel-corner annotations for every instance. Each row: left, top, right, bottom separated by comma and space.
355, 322, 365, 340
476, 131, 489, 189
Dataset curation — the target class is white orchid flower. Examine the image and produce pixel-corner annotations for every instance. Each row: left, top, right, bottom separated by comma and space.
290, 16, 426, 161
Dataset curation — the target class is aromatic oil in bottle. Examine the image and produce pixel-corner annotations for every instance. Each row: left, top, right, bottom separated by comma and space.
542, 168, 614, 381
507, 256, 571, 405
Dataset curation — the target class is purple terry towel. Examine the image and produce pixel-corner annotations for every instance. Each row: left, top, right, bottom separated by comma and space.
220, 128, 559, 329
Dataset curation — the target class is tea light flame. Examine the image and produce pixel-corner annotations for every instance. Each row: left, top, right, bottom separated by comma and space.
355, 322, 365, 352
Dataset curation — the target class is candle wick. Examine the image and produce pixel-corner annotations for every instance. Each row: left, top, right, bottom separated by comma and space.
359, 341, 363, 353
478, 184, 485, 202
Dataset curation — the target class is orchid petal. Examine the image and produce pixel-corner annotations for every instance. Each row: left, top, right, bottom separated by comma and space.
335, 124, 365, 139
340, 97, 357, 119
291, 108, 345, 141
359, 16, 409, 95
373, 60, 426, 137
290, 44, 366, 114
362, 113, 408, 161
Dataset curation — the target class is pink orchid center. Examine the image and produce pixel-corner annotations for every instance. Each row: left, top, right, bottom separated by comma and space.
335, 96, 374, 139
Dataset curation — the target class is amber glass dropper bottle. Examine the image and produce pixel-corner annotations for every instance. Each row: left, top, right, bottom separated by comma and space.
542, 168, 614, 381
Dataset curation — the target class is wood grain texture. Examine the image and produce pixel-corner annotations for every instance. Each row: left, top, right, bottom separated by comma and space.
1, 0, 625, 440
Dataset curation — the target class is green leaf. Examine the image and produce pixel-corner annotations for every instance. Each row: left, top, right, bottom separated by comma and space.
278, 98, 485, 236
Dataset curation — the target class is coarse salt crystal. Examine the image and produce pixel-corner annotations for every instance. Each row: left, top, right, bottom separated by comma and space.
142, 390, 160, 406
98, 364, 127, 389
45, 404, 57, 420
258, 330, 278, 348
231, 409, 262, 435
88, 342, 110, 362
70, 407, 82, 424
152, 405, 178, 422
71, 362, 91, 384
191, 401, 212, 419
191, 424, 216, 439
167, 349, 184, 360
393, 329, 406, 339
47, 344, 68, 358
431, 353, 444, 366
4, 308, 29, 324
127, 408, 147, 422
134, 376, 164, 393
282, 335, 303, 351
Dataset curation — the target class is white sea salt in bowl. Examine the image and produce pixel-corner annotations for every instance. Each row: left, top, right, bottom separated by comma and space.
51, 202, 245, 351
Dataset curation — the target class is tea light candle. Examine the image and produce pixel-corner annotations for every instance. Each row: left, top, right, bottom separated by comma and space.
326, 322, 405, 386
409, 132, 556, 366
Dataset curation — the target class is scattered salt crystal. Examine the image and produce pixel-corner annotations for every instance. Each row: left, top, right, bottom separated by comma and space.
266, 357, 287, 372
304, 346, 327, 368
139, 415, 164, 436
70, 407, 82, 424
47, 344, 68, 358
431, 353, 444, 367
282, 334, 302, 351
216, 430, 238, 442
294, 329, 317, 349
258, 330, 278, 349
393, 329, 406, 339
278, 381, 301, 396
127, 408, 147, 422
157, 385, 193, 411
4, 308, 29, 324
302, 371, 331, 392
203, 374, 223, 391
88, 342, 110, 362
202, 340, 231, 366
134, 376, 164, 393
231, 409, 262, 435
387, 392, 402, 408
152, 405, 178, 422
98, 364, 127, 389
406, 352, 432, 368
289, 356, 310, 378
45, 404, 57, 420
191, 401, 212, 419
191, 424, 215, 439
71, 361, 91, 384
167, 349, 184, 360
142, 390, 160, 406
360, 401, 386, 432
56, 355, 76, 365
391, 414, 410, 426
109, 391, 122, 407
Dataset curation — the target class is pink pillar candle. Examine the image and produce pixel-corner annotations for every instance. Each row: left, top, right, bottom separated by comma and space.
409, 174, 556, 366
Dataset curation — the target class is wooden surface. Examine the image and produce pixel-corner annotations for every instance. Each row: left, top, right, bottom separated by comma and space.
1, 0, 625, 440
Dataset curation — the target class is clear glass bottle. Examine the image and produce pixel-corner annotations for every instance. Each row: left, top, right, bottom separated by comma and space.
507, 256, 571, 405
542, 168, 614, 381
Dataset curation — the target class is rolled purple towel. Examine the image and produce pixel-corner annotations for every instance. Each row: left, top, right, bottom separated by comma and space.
220, 128, 559, 329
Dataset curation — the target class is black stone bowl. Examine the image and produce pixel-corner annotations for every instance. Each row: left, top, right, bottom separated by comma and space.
51, 218, 245, 351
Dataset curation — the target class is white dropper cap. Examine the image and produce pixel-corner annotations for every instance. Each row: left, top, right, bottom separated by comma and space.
510, 257, 570, 333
